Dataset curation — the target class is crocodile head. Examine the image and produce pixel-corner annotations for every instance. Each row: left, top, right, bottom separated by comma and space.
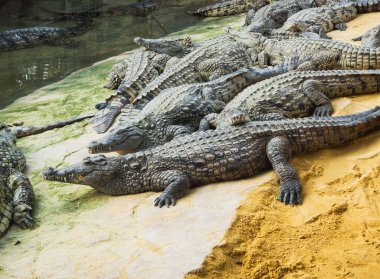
88, 125, 145, 154
43, 154, 148, 195
0, 124, 16, 147
224, 27, 266, 49
247, 9, 289, 35
134, 36, 193, 57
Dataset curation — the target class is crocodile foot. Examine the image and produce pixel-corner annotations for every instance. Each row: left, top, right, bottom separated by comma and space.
279, 179, 302, 206
154, 193, 177, 208
313, 105, 333, 117
13, 204, 33, 229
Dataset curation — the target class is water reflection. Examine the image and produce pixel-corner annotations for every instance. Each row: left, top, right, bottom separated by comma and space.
0, 0, 214, 108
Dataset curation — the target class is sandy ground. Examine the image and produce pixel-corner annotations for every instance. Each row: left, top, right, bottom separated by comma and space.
186, 13, 380, 279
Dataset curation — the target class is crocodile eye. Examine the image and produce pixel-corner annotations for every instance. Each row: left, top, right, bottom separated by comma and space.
83, 157, 91, 165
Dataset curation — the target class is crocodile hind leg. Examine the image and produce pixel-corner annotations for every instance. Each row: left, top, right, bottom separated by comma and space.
153, 171, 190, 208
301, 80, 333, 117
266, 136, 302, 205
10, 171, 34, 229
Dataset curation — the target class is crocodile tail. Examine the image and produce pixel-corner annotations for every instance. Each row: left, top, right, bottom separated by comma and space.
342, 106, 380, 137
93, 96, 129, 133
0, 171, 13, 238
355, 0, 380, 13
12, 114, 94, 138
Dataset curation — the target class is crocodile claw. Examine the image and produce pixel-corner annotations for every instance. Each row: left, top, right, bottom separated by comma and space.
279, 179, 302, 206
13, 204, 33, 229
154, 194, 177, 208
313, 105, 333, 117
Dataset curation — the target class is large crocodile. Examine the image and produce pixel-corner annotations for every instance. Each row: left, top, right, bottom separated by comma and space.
200, 70, 380, 129
88, 60, 304, 154
0, 17, 93, 52
352, 24, 380, 47
227, 29, 380, 70
0, 114, 92, 238
43, 107, 380, 207
280, 2, 357, 37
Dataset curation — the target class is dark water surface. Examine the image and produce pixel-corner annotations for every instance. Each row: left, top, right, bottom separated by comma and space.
0, 0, 213, 108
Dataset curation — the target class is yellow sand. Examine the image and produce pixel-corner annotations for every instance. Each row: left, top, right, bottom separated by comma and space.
186, 13, 380, 279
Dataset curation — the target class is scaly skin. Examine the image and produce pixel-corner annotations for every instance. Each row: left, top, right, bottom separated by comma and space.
93, 50, 173, 133
88, 60, 304, 154
0, 17, 93, 52
103, 59, 130, 90
190, 0, 273, 17
227, 30, 380, 70
352, 0, 380, 13
44, 107, 380, 207
202, 70, 380, 128
132, 37, 255, 108
245, 0, 322, 34
134, 36, 193, 57
352, 24, 380, 48
0, 128, 34, 238
280, 2, 357, 36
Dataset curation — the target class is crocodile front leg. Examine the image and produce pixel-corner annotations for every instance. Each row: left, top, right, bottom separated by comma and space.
153, 171, 191, 208
9, 171, 34, 229
301, 80, 333, 117
266, 136, 302, 205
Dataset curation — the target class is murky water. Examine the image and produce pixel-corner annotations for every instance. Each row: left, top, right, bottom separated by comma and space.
0, 0, 213, 108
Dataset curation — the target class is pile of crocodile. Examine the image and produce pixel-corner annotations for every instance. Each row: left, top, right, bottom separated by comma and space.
1, 0, 380, 238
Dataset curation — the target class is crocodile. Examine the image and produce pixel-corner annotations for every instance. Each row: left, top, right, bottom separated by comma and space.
245, 0, 324, 34
102, 36, 193, 92
200, 70, 380, 129
227, 29, 380, 70
280, 2, 357, 37
0, 16, 93, 52
190, 0, 274, 17
0, 114, 92, 238
88, 60, 304, 154
40, 1, 158, 20
93, 49, 175, 133
43, 107, 380, 207
352, 24, 380, 48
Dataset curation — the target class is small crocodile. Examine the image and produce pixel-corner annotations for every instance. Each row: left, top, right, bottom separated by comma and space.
190, 0, 273, 17
280, 2, 357, 37
200, 70, 380, 129
352, 24, 380, 47
227, 29, 380, 70
44, 107, 380, 207
0, 17, 93, 52
0, 114, 92, 238
88, 61, 302, 154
